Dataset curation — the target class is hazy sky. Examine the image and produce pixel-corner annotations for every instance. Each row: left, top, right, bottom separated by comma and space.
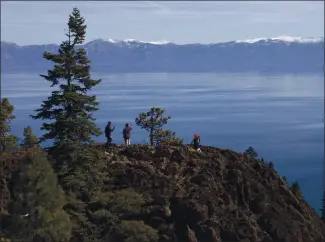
1, 1, 324, 45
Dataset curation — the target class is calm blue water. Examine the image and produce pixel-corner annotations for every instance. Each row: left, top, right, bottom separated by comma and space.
2, 72, 324, 212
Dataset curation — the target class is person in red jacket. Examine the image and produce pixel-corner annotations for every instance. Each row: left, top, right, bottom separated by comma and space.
191, 133, 202, 153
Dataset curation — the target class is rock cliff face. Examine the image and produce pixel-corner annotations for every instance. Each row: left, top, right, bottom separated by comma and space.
1, 144, 325, 242
93, 144, 325, 242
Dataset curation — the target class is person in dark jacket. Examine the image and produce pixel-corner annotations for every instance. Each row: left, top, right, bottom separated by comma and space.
191, 134, 202, 153
123, 123, 132, 146
105, 121, 115, 147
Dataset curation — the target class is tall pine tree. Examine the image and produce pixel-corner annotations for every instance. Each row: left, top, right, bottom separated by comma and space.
0, 98, 19, 152
31, 7, 101, 153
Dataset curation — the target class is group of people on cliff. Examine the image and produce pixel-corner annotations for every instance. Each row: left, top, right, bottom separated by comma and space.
104, 121, 202, 152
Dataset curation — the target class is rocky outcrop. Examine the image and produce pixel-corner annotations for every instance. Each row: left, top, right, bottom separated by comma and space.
92, 144, 325, 242
1, 144, 324, 242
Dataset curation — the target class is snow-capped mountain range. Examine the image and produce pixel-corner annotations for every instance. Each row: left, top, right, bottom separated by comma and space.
1, 36, 324, 73
105, 38, 172, 45
234, 36, 324, 44
86, 36, 324, 45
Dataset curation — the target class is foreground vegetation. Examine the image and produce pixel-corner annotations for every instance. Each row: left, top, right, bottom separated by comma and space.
0, 7, 324, 242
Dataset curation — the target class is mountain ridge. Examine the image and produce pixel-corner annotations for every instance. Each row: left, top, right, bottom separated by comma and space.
1, 36, 324, 73
2, 35, 324, 46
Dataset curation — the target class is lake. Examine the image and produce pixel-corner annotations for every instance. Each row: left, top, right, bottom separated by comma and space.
2, 72, 324, 212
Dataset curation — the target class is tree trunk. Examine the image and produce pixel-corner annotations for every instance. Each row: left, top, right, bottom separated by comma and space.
150, 127, 153, 145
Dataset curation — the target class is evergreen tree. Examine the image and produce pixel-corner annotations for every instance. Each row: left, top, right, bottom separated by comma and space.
21, 126, 39, 149
268, 161, 274, 170
0, 98, 19, 152
31, 7, 101, 152
321, 190, 325, 222
281, 176, 288, 184
135, 107, 181, 146
290, 181, 303, 199
8, 151, 72, 241
135, 107, 170, 145
244, 146, 258, 160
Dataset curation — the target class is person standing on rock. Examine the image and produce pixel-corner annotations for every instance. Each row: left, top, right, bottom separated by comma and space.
105, 121, 115, 147
191, 134, 202, 153
123, 123, 132, 146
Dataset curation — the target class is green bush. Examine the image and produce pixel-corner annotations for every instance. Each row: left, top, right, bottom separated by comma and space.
112, 220, 159, 242
93, 189, 146, 216
281, 176, 288, 184
8, 151, 72, 241
153, 129, 183, 146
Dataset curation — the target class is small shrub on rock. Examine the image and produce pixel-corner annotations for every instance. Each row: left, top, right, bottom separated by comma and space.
154, 129, 183, 146
268, 161, 274, 170
112, 220, 159, 242
281, 176, 288, 184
